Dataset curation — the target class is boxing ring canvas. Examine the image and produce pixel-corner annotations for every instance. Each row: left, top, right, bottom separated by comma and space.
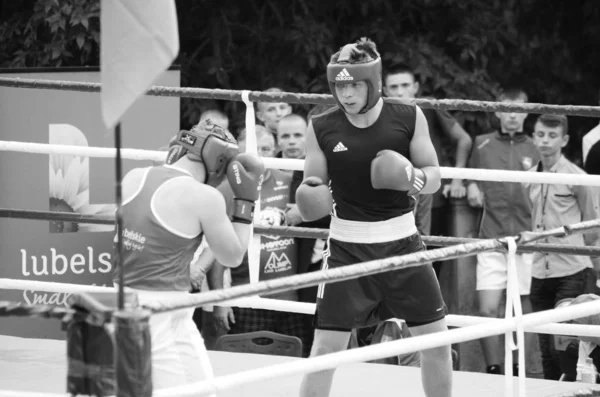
0, 335, 588, 397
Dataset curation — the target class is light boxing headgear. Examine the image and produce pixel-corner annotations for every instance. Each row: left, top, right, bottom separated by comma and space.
326, 43, 382, 114
166, 118, 239, 187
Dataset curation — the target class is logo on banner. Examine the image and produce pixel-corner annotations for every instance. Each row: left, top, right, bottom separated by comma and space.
264, 252, 292, 273
19, 124, 117, 309
19, 246, 112, 307
49, 124, 116, 234
260, 238, 294, 250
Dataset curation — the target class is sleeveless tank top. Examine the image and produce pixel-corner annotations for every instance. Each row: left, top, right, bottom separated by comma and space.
312, 102, 417, 222
112, 166, 203, 291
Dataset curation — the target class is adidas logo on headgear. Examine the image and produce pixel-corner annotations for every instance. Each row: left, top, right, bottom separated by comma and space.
335, 68, 353, 81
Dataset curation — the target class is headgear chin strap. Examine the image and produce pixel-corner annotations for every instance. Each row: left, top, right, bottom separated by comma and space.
326, 43, 382, 114
166, 119, 239, 187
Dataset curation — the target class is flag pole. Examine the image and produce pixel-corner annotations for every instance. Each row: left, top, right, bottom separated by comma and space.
114, 122, 125, 310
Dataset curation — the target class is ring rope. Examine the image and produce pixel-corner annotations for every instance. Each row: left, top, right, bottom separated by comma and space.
3, 297, 600, 397
0, 276, 317, 314
5, 282, 600, 337
2, 76, 600, 117
517, 219, 600, 244
448, 315, 600, 338
0, 300, 69, 321
0, 217, 595, 320
4, 140, 600, 186
152, 298, 600, 397
0, 391, 67, 397
0, 140, 166, 161
138, 218, 600, 315
115, 240, 504, 312
3, 209, 600, 257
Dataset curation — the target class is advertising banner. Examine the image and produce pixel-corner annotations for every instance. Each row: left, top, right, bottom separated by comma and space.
0, 67, 180, 339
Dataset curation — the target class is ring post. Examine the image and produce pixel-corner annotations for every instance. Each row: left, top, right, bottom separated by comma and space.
113, 308, 153, 397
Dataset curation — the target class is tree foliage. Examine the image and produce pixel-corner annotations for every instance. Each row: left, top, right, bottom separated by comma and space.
0, 0, 99, 67
1, 0, 599, 161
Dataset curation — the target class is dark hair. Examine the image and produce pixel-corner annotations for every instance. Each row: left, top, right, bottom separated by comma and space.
536, 114, 569, 135
383, 63, 417, 86
497, 88, 528, 102
330, 37, 380, 64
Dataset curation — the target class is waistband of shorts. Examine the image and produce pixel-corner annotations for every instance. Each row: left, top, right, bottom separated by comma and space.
329, 212, 418, 244
114, 283, 191, 306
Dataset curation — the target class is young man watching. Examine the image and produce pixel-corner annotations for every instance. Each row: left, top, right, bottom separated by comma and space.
467, 88, 539, 375
527, 113, 600, 380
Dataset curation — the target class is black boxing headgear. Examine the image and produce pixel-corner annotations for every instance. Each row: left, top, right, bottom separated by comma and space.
326, 43, 382, 114
166, 118, 239, 187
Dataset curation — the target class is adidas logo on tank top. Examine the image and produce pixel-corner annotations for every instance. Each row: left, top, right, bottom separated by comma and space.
333, 142, 348, 152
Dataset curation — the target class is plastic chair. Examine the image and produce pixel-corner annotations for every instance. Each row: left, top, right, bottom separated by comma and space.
215, 331, 303, 358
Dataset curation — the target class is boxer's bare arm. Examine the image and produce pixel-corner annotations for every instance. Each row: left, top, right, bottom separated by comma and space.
304, 121, 330, 184
409, 106, 441, 194
188, 183, 249, 268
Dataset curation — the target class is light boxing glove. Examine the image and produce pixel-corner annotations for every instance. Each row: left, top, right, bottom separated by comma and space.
226, 153, 265, 224
370, 150, 426, 194
295, 176, 333, 222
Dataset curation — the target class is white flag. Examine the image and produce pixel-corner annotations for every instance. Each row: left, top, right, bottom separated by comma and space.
101, 0, 179, 129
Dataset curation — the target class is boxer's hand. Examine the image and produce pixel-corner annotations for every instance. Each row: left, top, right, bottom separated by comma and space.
370, 150, 425, 193
227, 153, 265, 202
295, 176, 333, 222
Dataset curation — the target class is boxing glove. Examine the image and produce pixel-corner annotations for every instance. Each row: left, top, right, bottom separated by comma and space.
227, 153, 265, 224
370, 150, 426, 193
295, 176, 333, 222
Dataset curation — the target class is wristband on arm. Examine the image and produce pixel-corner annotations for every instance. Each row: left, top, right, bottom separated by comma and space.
409, 168, 427, 196
232, 198, 255, 224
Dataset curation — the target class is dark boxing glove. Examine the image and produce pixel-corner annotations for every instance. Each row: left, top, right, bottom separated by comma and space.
370, 150, 426, 194
295, 176, 333, 222
226, 153, 265, 224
